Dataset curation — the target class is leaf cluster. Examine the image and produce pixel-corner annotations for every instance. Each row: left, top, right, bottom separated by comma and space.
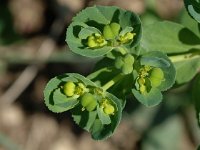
44, 5, 200, 140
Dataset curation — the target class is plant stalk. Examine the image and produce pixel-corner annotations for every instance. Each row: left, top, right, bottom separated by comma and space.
102, 74, 123, 91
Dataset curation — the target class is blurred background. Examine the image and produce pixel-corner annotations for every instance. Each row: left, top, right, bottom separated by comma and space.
0, 0, 199, 150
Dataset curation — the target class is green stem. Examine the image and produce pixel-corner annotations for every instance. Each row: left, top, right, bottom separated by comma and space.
87, 67, 112, 80
118, 47, 127, 55
169, 52, 200, 63
102, 74, 123, 91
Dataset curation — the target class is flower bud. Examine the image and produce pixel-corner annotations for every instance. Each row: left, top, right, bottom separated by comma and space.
110, 22, 121, 36
115, 56, 124, 69
63, 81, 76, 97
122, 63, 133, 74
103, 24, 115, 39
124, 54, 134, 65
103, 104, 115, 115
149, 68, 164, 87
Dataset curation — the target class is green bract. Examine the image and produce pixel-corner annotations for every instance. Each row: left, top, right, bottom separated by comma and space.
44, 73, 122, 140
114, 54, 135, 74
72, 92, 122, 140
44, 73, 95, 113
66, 6, 142, 57
132, 51, 176, 107
43, 5, 185, 141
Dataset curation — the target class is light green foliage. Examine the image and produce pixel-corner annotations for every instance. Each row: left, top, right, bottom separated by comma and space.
110, 23, 121, 36
103, 22, 121, 39
141, 21, 200, 54
132, 51, 176, 107
44, 4, 200, 141
44, 72, 122, 140
103, 24, 115, 39
66, 6, 142, 57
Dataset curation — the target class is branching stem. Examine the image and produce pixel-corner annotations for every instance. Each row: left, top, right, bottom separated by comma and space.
169, 51, 200, 63
102, 74, 123, 91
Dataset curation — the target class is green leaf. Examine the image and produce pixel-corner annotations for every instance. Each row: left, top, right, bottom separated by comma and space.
91, 92, 122, 140
179, 9, 200, 38
184, 0, 200, 23
66, 6, 142, 57
140, 56, 170, 68
78, 27, 101, 39
72, 105, 98, 131
44, 73, 97, 113
141, 51, 176, 91
192, 74, 200, 127
132, 88, 162, 107
66, 21, 113, 57
44, 76, 70, 113
141, 21, 200, 54
72, 92, 122, 140
174, 56, 200, 84
132, 51, 176, 107
67, 73, 97, 87
91, 119, 103, 136
97, 105, 111, 125
53, 89, 79, 108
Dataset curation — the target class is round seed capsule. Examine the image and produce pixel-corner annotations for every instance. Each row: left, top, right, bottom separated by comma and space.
86, 100, 97, 111
150, 68, 164, 79
124, 54, 134, 65
110, 22, 121, 36
103, 25, 115, 39
115, 56, 124, 69
149, 68, 164, 87
63, 81, 76, 97
149, 76, 162, 87
103, 104, 115, 115
122, 63, 133, 74
138, 78, 145, 85
81, 93, 97, 111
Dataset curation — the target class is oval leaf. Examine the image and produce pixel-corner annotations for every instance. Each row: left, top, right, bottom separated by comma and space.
141, 21, 200, 54
71, 92, 122, 140
66, 6, 142, 57
140, 51, 176, 91
44, 73, 97, 113
174, 55, 200, 84
132, 88, 162, 107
